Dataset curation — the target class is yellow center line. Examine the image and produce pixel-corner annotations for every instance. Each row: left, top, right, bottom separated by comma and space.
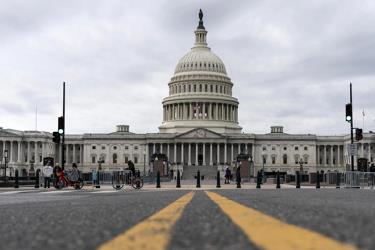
205, 191, 357, 250
97, 191, 194, 250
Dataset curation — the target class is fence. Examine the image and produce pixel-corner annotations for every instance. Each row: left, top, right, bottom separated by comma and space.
340, 171, 375, 189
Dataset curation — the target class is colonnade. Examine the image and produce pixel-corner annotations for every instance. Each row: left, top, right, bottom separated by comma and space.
0, 140, 53, 164
149, 142, 253, 166
163, 102, 238, 122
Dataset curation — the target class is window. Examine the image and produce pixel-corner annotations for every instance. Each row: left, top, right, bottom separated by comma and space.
134, 157, 138, 164
283, 154, 287, 164
194, 85, 196, 92
272, 146, 276, 151
294, 155, 299, 164
188, 85, 191, 92
284, 147, 287, 150
304, 146, 308, 151
272, 156, 276, 164
39, 155, 42, 162
262, 146, 266, 151
263, 156, 266, 164
92, 146, 96, 150
92, 156, 96, 164
125, 156, 129, 163
134, 146, 138, 150
199, 85, 202, 92
113, 154, 117, 164
205, 85, 207, 92
210, 85, 213, 92
125, 146, 129, 150
113, 146, 117, 150
102, 146, 105, 150
215, 85, 218, 92
295, 146, 298, 151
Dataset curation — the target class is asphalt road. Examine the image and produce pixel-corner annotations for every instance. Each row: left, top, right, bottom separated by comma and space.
0, 188, 374, 250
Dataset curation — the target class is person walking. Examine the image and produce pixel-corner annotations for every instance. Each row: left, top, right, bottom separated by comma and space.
42, 161, 53, 188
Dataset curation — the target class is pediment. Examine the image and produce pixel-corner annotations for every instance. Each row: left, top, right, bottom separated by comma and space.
0, 130, 20, 137
176, 128, 223, 139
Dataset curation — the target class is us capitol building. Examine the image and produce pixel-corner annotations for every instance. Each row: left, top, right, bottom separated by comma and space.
1, 11, 374, 178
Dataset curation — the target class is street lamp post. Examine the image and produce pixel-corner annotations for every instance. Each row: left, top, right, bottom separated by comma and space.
261, 151, 266, 183
3, 149, 8, 183
299, 158, 304, 183
143, 149, 146, 176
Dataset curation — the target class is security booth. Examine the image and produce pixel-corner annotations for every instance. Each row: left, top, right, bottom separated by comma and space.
236, 154, 252, 181
151, 153, 169, 176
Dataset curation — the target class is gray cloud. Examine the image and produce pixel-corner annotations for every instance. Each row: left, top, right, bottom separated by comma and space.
0, 0, 374, 135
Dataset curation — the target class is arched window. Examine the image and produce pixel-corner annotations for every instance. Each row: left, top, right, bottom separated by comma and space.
294, 155, 300, 164
188, 85, 191, 92
205, 84, 207, 92
283, 154, 288, 164
199, 84, 202, 92
194, 85, 196, 92
178, 85, 181, 93
183, 85, 186, 92
113, 153, 117, 164
303, 155, 309, 164
210, 85, 213, 92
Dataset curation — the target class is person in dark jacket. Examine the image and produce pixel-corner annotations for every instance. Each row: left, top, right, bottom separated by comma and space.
225, 168, 232, 184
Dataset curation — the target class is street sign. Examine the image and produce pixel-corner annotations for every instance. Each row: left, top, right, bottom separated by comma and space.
348, 144, 358, 156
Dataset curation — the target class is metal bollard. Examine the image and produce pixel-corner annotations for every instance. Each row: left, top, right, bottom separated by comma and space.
14, 169, 19, 188
236, 169, 241, 188
216, 171, 221, 188
316, 171, 320, 189
35, 169, 40, 188
196, 170, 201, 188
256, 171, 261, 189
95, 171, 100, 188
156, 171, 161, 188
296, 171, 300, 189
176, 170, 181, 188
336, 172, 340, 189
276, 171, 281, 189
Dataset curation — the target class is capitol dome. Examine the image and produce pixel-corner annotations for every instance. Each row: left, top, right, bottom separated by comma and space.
159, 10, 242, 134
174, 48, 227, 75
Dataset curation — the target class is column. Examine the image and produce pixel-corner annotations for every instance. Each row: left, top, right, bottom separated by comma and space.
209, 143, 213, 165
66, 144, 70, 164
215, 103, 218, 120
9, 141, 13, 163
189, 103, 193, 120
195, 143, 198, 165
338, 146, 341, 166
231, 144, 234, 164
323, 145, 326, 166
181, 143, 184, 164
167, 144, 170, 159
208, 103, 212, 120
238, 143, 241, 154
203, 103, 206, 119
217, 143, 220, 164
221, 104, 224, 120
160, 143, 163, 154
153, 143, 156, 154
224, 143, 227, 164
368, 143, 371, 161
73, 144, 76, 163
245, 144, 248, 154
34, 141, 38, 164
17, 141, 21, 163
174, 143, 177, 163
27, 141, 30, 163
203, 143, 206, 165
317, 146, 320, 166
188, 143, 191, 165
330, 146, 333, 166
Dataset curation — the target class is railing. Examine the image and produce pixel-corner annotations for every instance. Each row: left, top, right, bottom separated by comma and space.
341, 171, 375, 189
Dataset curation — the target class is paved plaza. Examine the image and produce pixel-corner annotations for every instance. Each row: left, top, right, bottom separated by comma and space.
0, 186, 374, 250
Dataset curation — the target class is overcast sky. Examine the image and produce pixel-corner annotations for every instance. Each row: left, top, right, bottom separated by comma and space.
1, 0, 374, 135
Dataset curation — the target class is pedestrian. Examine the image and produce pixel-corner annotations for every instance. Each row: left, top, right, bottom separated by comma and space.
42, 161, 53, 188
225, 167, 231, 184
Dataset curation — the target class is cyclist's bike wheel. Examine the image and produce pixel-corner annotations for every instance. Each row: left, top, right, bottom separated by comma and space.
74, 180, 84, 190
55, 179, 65, 189
131, 178, 144, 189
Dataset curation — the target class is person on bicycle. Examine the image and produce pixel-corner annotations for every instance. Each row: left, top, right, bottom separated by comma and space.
127, 160, 136, 176
70, 163, 80, 186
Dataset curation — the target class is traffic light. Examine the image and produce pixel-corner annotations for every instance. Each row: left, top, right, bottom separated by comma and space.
52, 131, 60, 143
58, 116, 64, 134
355, 128, 363, 141
345, 103, 352, 122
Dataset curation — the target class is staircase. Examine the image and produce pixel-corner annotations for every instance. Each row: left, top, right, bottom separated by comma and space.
182, 165, 218, 180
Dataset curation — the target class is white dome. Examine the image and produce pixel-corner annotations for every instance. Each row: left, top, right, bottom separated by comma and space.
174, 47, 227, 75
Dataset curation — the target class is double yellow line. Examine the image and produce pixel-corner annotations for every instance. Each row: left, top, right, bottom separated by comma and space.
98, 191, 357, 250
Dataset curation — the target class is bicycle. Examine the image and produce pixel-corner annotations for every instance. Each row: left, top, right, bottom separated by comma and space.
111, 170, 143, 190
55, 170, 84, 190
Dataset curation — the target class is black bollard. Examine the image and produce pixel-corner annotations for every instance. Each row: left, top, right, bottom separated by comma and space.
176, 170, 181, 188
336, 172, 340, 189
256, 171, 261, 189
14, 169, 19, 188
316, 171, 320, 189
156, 171, 161, 188
236, 168, 241, 188
276, 171, 281, 189
95, 170, 101, 188
35, 169, 40, 188
196, 170, 201, 188
296, 171, 300, 189
216, 171, 221, 188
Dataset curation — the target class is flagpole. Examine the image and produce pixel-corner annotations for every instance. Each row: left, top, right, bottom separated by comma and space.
362, 109, 365, 132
